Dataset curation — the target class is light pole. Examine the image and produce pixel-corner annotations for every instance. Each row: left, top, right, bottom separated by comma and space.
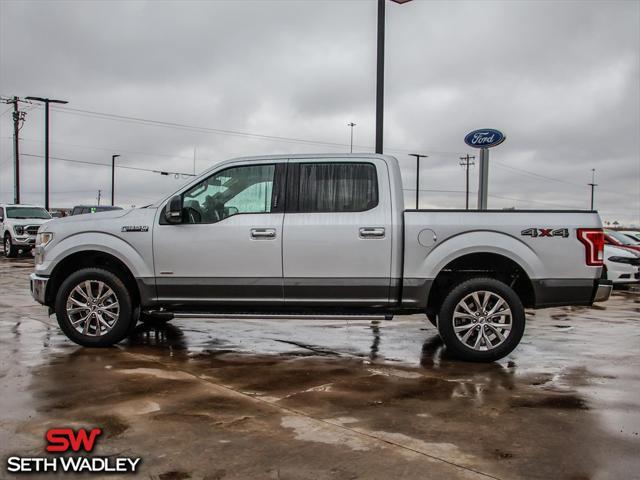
375, 0, 413, 154
589, 168, 597, 210
25, 96, 68, 210
348, 122, 356, 153
111, 155, 120, 206
409, 153, 427, 209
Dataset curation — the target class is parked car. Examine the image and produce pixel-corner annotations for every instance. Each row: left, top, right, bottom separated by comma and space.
604, 229, 640, 253
619, 230, 640, 242
70, 205, 123, 216
30, 154, 610, 362
1, 204, 51, 257
603, 244, 640, 284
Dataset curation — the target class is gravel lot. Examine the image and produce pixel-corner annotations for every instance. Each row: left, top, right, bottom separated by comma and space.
1, 254, 639, 479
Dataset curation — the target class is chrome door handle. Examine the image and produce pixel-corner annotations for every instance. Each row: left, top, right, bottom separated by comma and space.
250, 228, 276, 239
359, 227, 385, 238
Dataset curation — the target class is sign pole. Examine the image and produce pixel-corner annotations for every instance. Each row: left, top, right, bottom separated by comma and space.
477, 147, 489, 210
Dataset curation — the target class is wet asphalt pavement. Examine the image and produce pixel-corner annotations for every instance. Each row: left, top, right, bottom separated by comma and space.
1, 255, 639, 480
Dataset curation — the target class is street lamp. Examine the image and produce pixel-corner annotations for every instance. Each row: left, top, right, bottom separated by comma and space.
348, 122, 356, 153
375, 0, 413, 154
111, 155, 121, 206
25, 96, 68, 210
409, 153, 427, 209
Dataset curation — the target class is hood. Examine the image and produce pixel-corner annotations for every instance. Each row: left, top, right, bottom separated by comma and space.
605, 244, 640, 258
11, 217, 51, 226
38, 207, 157, 234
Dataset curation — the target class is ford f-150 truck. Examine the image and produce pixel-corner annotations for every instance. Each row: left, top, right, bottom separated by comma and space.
1, 204, 52, 257
30, 154, 611, 361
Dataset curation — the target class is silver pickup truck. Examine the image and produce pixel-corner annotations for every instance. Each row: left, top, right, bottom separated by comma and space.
30, 154, 611, 361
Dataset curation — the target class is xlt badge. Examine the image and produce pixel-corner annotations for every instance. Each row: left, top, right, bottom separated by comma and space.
121, 226, 149, 233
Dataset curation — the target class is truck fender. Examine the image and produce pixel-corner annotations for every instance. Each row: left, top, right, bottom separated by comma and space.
45, 232, 152, 279
417, 230, 544, 281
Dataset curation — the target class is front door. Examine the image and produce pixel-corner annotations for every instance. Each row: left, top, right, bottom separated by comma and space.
153, 162, 285, 306
282, 159, 392, 306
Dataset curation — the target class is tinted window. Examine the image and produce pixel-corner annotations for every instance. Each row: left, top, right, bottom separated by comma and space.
182, 164, 275, 224
294, 163, 378, 212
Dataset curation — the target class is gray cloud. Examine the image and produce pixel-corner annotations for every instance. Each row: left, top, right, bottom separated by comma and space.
1, 0, 638, 224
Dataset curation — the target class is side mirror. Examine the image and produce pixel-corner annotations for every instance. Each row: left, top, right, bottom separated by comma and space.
165, 195, 183, 224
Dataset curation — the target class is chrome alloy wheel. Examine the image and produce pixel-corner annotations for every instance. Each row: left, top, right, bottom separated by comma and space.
4, 237, 9, 254
452, 290, 512, 351
66, 280, 120, 336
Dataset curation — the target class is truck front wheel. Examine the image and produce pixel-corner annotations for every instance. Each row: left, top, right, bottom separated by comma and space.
4, 234, 18, 258
55, 268, 134, 347
437, 277, 525, 362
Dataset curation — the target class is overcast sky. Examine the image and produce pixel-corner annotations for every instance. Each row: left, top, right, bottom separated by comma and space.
1, 0, 638, 224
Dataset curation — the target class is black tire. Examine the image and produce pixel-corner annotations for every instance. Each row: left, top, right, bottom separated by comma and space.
426, 313, 438, 327
55, 268, 134, 347
437, 277, 525, 362
4, 234, 18, 258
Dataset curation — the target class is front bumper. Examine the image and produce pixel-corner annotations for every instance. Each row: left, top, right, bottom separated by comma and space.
593, 280, 613, 303
30, 273, 48, 305
13, 235, 36, 247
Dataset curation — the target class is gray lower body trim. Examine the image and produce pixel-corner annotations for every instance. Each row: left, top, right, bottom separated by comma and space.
136, 277, 158, 307
147, 277, 393, 308
532, 278, 597, 308
284, 277, 390, 306
401, 278, 433, 309
155, 277, 283, 306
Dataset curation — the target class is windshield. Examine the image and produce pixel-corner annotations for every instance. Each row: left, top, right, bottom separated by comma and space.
607, 230, 640, 245
6, 207, 51, 219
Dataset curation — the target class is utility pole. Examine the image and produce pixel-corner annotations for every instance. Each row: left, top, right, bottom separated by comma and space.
589, 168, 597, 210
3, 97, 27, 204
25, 96, 68, 210
111, 154, 120, 206
409, 153, 428, 209
459, 154, 475, 210
348, 122, 356, 153
97, 189, 102, 206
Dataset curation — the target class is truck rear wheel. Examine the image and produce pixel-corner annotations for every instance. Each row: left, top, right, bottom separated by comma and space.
437, 277, 525, 362
55, 268, 134, 347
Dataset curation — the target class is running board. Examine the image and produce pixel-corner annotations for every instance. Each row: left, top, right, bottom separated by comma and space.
146, 311, 392, 321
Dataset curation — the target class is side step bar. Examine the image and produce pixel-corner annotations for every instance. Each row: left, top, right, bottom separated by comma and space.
145, 311, 393, 321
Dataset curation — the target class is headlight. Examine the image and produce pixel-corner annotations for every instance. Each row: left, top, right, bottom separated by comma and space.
14, 225, 24, 235
36, 232, 54, 248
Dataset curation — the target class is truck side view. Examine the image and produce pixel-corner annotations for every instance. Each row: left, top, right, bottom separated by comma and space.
30, 154, 611, 361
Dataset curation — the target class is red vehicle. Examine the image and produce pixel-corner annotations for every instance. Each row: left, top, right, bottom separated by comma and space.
605, 230, 640, 253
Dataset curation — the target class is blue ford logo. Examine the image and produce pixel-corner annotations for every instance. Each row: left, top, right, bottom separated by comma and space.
464, 129, 506, 148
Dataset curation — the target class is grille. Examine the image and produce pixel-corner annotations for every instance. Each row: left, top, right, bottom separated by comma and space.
26, 226, 39, 235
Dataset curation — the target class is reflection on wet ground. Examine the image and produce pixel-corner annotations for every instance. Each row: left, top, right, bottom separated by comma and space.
1, 255, 639, 479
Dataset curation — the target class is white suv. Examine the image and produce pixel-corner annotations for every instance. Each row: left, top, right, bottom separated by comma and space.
0, 204, 51, 257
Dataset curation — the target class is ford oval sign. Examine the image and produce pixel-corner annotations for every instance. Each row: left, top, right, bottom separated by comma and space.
464, 129, 506, 148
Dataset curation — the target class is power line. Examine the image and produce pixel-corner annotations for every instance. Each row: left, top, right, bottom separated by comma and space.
20, 153, 196, 177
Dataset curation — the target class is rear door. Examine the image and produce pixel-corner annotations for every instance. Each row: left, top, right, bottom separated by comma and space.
282, 159, 393, 306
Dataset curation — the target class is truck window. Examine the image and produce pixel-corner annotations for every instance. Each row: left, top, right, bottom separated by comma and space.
293, 162, 378, 212
182, 164, 275, 224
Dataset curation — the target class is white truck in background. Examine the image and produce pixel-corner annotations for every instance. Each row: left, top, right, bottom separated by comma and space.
30, 154, 611, 361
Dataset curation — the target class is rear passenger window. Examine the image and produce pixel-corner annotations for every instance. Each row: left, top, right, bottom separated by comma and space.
293, 163, 378, 212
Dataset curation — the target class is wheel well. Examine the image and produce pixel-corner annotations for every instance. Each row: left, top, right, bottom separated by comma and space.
427, 252, 535, 314
45, 250, 140, 307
